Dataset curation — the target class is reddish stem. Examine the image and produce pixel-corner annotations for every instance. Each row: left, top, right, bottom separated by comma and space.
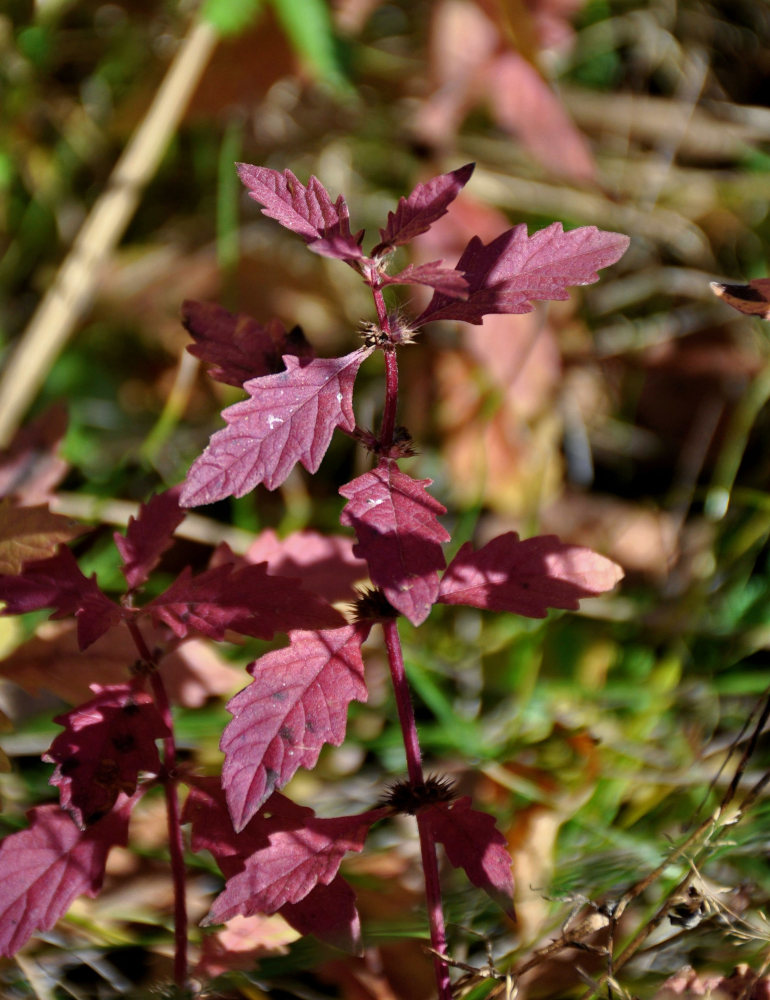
382, 620, 452, 1000
371, 285, 399, 450
126, 619, 188, 989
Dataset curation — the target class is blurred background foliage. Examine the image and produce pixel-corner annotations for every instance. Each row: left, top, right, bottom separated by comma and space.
3, 0, 770, 997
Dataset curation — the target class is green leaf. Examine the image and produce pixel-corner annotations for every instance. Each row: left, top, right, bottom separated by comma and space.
268, 0, 350, 91
202, 0, 262, 37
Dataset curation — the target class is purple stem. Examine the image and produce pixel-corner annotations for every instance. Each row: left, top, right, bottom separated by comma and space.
126, 619, 188, 989
371, 285, 399, 450
382, 620, 452, 1000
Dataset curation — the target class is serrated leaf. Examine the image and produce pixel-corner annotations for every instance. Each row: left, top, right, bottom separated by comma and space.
280, 875, 361, 954
181, 349, 372, 504
205, 806, 386, 924
236, 165, 363, 260
380, 260, 469, 298
373, 163, 475, 253
0, 801, 131, 957
114, 486, 186, 592
183, 779, 306, 876
221, 625, 370, 831
144, 562, 344, 641
0, 547, 122, 650
183, 300, 314, 387
339, 461, 449, 625
438, 532, 624, 617
43, 683, 169, 828
0, 498, 81, 575
422, 797, 514, 916
183, 779, 369, 950
417, 223, 630, 325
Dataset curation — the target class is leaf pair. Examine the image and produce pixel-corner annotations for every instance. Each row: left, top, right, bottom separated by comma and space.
339, 459, 623, 627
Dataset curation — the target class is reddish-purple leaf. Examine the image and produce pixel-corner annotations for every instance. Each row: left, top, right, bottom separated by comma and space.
114, 487, 186, 592
243, 529, 368, 603
181, 349, 373, 505
0, 800, 131, 957
380, 260, 469, 298
711, 278, 770, 319
205, 806, 386, 925
306, 232, 365, 262
0, 546, 121, 650
438, 532, 624, 617
236, 164, 364, 262
422, 797, 514, 916
183, 300, 314, 387
183, 779, 309, 879
373, 163, 475, 253
183, 780, 368, 951
339, 461, 449, 625
43, 683, 169, 828
221, 625, 370, 831
417, 223, 630, 325
144, 562, 344, 641
281, 876, 362, 954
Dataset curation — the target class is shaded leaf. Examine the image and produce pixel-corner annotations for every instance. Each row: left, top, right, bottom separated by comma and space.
340, 461, 449, 625
183, 300, 313, 387
422, 797, 514, 916
417, 223, 630, 325
44, 683, 169, 828
280, 876, 362, 954
380, 261, 469, 298
144, 562, 344, 641
183, 779, 371, 950
181, 349, 372, 504
0, 499, 81, 575
114, 486, 186, 592
711, 278, 770, 319
242, 528, 368, 603
373, 163, 475, 253
221, 625, 370, 831
438, 532, 624, 617
183, 779, 307, 878
0, 801, 130, 957
236, 164, 363, 261
205, 805, 386, 924
0, 547, 121, 650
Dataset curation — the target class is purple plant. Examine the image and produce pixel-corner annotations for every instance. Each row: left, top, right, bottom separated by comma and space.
0, 162, 628, 996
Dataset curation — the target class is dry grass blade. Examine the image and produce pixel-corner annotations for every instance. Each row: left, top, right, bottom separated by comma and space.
0, 17, 218, 447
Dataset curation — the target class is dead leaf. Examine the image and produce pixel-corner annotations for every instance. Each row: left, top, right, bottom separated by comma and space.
0, 499, 82, 575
